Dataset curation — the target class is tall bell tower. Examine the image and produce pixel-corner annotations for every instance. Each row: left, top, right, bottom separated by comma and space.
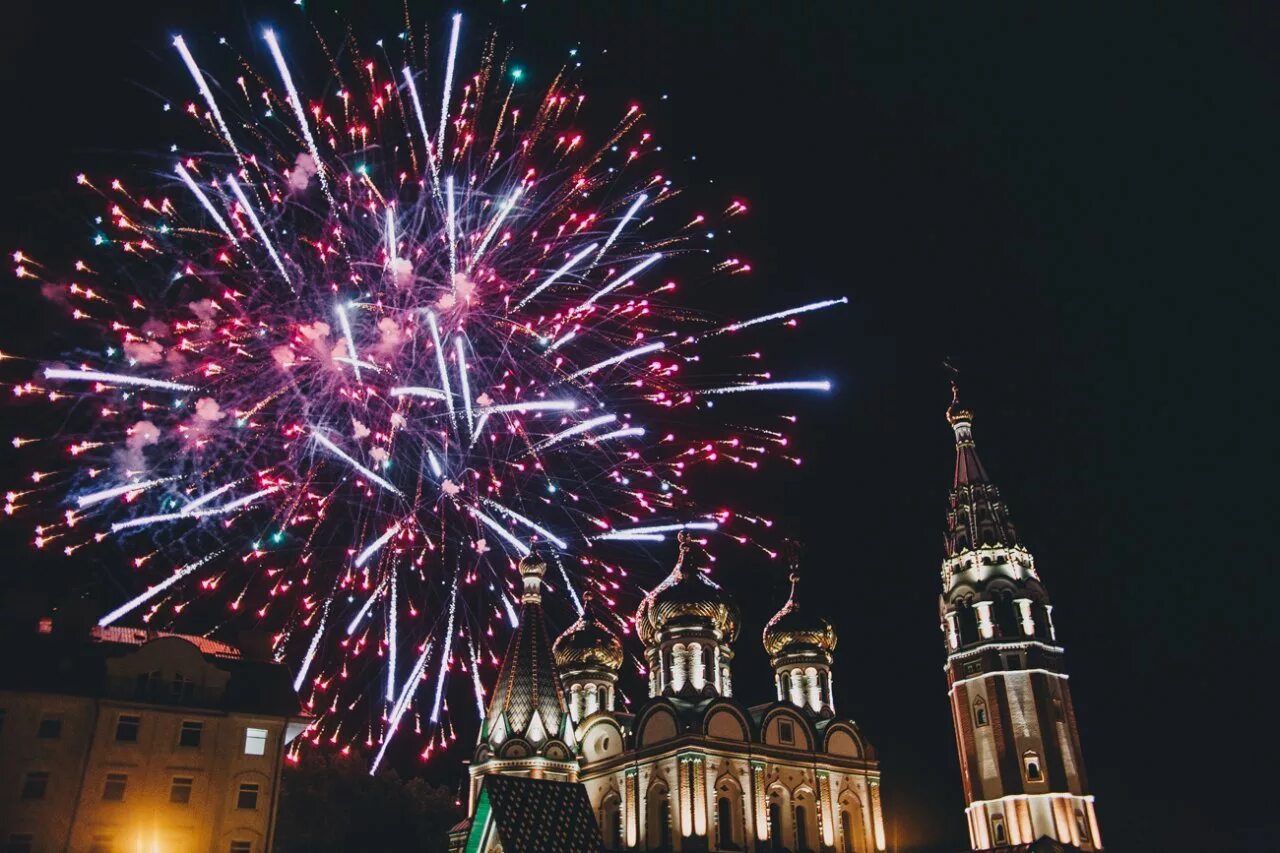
939, 385, 1102, 850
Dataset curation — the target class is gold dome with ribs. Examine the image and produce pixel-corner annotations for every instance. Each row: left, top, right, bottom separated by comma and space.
762, 571, 837, 658
553, 592, 624, 671
635, 532, 740, 646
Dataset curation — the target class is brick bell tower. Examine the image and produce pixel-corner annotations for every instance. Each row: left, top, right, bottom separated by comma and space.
939, 385, 1102, 850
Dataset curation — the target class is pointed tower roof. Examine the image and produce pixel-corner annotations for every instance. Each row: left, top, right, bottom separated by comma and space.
945, 383, 1020, 557
482, 552, 571, 751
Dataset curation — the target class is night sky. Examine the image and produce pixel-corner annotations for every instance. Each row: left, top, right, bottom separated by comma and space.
3, 2, 1278, 850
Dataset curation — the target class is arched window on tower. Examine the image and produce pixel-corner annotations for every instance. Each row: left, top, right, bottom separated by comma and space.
990, 814, 1007, 846
973, 697, 988, 728
1023, 750, 1042, 782
658, 798, 672, 849
780, 670, 792, 702
600, 792, 621, 850
841, 810, 854, 853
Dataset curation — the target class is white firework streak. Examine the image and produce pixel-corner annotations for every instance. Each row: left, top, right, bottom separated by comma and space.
76, 477, 178, 509
546, 330, 576, 352
482, 498, 568, 549
513, 242, 599, 311
263, 29, 332, 202
354, 524, 401, 568
293, 596, 332, 692
455, 336, 474, 433
110, 485, 278, 532
567, 341, 665, 380
468, 188, 521, 273
401, 66, 441, 187
180, 480, 239, 514
695, 380, 832, 395
528, 413, 617, 454
310, 429, 405, 496
589, 426, 646, 443
173, 36, 242, 162
386, 569, 398, 703
389, 386, 448, 401
385, 208, 397, 262
346, 577, 388, 635
369, 637, 433, 774
45, 367, 199, 393
468, 413, 490, 450
438, 13, 462, 157
335, 304, 361, 382
446, 175, 457, 284
429, 572, 459, 723
593, 520, 719, 541
708, 297, 849, 336
471, 507, 533, 556
501, 590, 520, 628
474, 399, 575, 415
552, 551, 583, 615
225, 175, 291, 288
581, 252, 661, 308
596, 193, 647, 264
467, 639, 485, 719
98, 550, 223, 627
175, 164, 239, 245
424, 311, 456, 428
426, 449, 444, 478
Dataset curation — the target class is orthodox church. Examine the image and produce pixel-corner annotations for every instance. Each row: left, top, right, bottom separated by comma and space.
451, 533, 886, 852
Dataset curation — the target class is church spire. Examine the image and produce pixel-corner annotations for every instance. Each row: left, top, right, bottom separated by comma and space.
944, 383, 1019, 557
469, 551, 577, 813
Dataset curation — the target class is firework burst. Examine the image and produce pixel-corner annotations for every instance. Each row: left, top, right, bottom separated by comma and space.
5, 12, 846, 768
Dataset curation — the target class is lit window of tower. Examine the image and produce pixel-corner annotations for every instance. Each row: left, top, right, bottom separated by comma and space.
940, 384, 1102, 850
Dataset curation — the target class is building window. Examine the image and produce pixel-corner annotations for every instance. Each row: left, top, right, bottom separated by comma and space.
794, 805, 809, 851
1052, 697, 1065, 721
973, 698, 988, 727
115, 714, 140, 742
768, 802, 783, 852
990, 814, 1007, 845
102, 773, 127, 802
6, 835, 33, 853
21, 772, 49, 800
179, 720, 203, 748
1075, 809, 1090, 841
171, 673, 195, 703
1004, 653, 1021, 670
244, 727, 268, 756
963, 660, 982, 676
717, 796, 734, 848
1023, 750, 1042, 781
170, 776, 194, 804
841, 810, 854, 853
658, 798, 672, 848
237, 783, 260, 810
37, 716, 62, 739
778, 720, 794, 744
229, 843, 252, 853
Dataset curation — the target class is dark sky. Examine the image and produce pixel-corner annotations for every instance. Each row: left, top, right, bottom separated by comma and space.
3, 2, 1278, 850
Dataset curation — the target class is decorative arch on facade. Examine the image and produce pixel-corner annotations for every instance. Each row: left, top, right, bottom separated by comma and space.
579, 716, 625, 765
766, 784, 793, 852
837, 789, 868, 853
713, 773, 746, 850
645, 779, 673, 850
703, 701, 751, 741
599, 788, 622, 850
792, 785, 819, 853
761, 705, 815, 751
824, 722, 864, 758
636, 704, 680, 748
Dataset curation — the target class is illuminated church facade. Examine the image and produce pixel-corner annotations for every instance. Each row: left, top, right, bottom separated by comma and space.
939, 391, 1102, 850
454, 537, 886, 852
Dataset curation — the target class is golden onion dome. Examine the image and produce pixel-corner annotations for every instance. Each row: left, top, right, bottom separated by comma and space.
762, 571, 837, 659
553, 592, 624, 672
635, 532, 740, 646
